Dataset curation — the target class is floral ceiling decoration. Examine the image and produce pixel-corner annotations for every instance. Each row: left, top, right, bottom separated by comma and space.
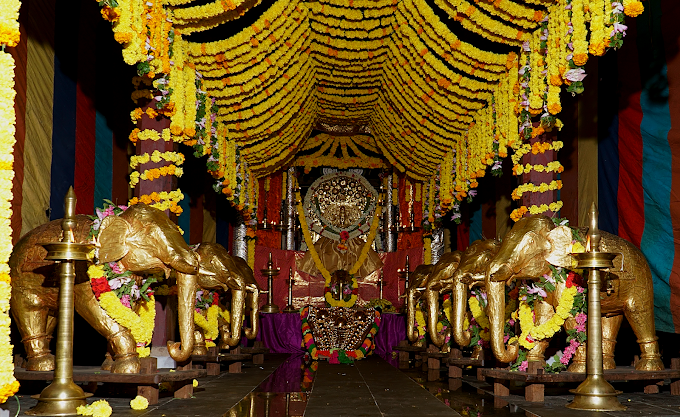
97, 0, 643, 220
293, 133, 387, 173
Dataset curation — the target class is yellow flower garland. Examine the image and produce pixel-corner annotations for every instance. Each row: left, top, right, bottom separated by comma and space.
194, 304, 221, 348
0, 48, 19, 404
415, 305, 426, 338
468, 296, 490, 341
518, 286, 577, 349
0, 0, 20, 47
324, 276, 358, 308
129, 150, 185, 169
511, 180, 563, 200
98, 292, 156, 358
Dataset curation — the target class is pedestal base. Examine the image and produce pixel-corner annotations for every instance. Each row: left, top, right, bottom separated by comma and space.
283, 305, 297, 313
27, 383, 92, 417
261, 303, 280, 314
567, 376, 625, 411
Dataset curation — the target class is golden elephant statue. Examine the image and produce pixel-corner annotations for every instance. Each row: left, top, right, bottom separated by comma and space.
404, 263, 436, 342
192, 243, 261, 351
9, 204, 199, 373
485, 215, 663, 371
406, 251, 462, 345
449, 239, 501, 349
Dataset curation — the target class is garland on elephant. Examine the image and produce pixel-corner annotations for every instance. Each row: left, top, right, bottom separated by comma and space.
413, 296, 452, 347
465, 288, 518, 349
87, 263, 157, 358
193, 289, 230, 348
507, 266, 588, 373
87, 202, 159, 358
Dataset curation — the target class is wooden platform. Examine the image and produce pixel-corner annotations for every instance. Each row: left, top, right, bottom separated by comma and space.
14, 360, 205, 405
185, 346, 253, 375
446, 348, 487, 381
393, 340, 426, 363
482, 365, 680, 403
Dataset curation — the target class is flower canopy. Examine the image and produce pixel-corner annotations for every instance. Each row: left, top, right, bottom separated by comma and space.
101, 0, 641, 209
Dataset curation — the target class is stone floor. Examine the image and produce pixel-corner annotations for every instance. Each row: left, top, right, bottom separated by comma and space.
4, 355, 680, 416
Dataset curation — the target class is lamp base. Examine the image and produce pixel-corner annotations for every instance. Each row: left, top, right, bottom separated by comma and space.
27, 381, 92, 416
283, 305, 297, 313
566, 376, 625, 411
261, 303, 280, 314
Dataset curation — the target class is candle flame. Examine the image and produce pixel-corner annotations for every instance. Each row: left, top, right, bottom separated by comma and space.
68, 228, 75, 243
585, 235, 591, 252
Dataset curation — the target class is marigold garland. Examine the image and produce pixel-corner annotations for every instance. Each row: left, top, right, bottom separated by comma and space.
94, 0, 642, 202
518, 286, 577, 350
0, 48, 19, 404
468, 295, 490, 342
324, 276, 358, 308
98, 292, 156, 358
0, 0, 20, 47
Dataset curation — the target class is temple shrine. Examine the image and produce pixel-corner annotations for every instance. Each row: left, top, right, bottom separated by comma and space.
2, 0, 680, 416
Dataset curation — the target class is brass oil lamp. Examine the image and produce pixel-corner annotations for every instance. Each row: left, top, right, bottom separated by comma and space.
566, 203, 625, 411
283, 267, 297, 313
398, 255, 411, 291
27, 187, 94, 416
259, 206, 272, 231
260, 252, 280, 313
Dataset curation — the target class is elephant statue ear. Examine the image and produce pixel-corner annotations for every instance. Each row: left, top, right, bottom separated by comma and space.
98, 215, 130, 263
545, 226, 574, 268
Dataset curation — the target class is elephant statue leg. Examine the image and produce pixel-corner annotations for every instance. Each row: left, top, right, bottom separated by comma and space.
74, 285, 140, 373
10, 288, 55, 371
602, 315, 624, 370
624, 302, 664, 371
193, 330, 208, 356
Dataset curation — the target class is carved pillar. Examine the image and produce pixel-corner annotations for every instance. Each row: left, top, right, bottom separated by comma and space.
233, 214, 247, 260
386, 182, 396, 252
286, 166, 296, 250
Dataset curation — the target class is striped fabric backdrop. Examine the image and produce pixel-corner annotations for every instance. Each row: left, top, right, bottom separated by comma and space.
598, 0, 680, 333
10, 0, 132, 242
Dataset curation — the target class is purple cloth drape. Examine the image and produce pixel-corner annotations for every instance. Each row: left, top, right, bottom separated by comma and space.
254, 312, 406, 356
374, 313, 406, 357
255, 313, 305, 354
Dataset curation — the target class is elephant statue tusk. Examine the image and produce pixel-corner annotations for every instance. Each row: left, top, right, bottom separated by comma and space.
199, 267, 217, 276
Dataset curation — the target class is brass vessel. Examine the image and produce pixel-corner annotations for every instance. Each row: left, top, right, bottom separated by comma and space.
261, 253, 280, 313
27, 187, 94, 416
566, 203, 625, 411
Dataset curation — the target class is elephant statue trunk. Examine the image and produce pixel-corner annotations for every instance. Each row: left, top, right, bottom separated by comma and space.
167, 271, 197, 362
244, 287, 260, 340
452, 279, 471, 347
488, 262, 513, 283
488, 280, 518, 363
406, 285, 419, 343
222, 289, 245, 347
426, 289, 446, 346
